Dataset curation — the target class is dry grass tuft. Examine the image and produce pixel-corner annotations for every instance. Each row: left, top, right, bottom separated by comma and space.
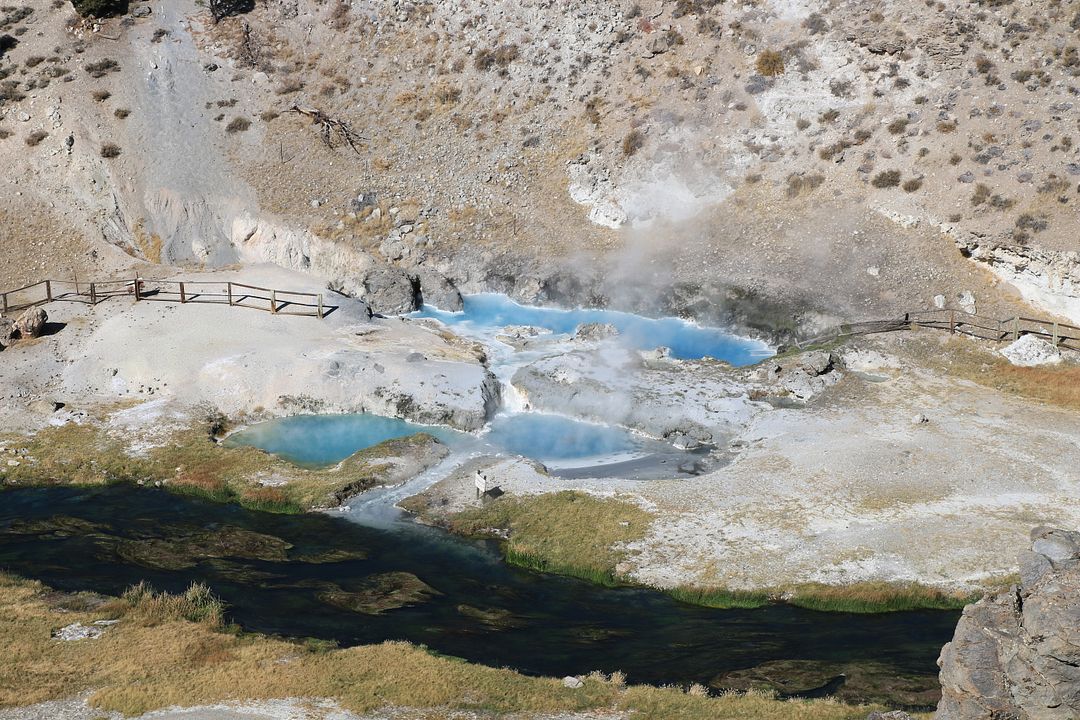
0, 571, 883, 719
755, 50, 784, 76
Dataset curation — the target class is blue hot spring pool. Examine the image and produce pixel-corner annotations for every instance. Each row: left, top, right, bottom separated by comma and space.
414, 293, 773, 364
225, 412, 651, 469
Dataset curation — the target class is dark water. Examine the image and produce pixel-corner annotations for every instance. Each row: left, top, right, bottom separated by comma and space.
0, 486, 956, 698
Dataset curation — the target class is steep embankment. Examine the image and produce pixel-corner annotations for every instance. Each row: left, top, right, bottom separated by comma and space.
3, 0, 1079, 335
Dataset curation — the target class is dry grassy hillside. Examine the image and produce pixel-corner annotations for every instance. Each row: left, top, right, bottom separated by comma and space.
0, 0, 1078, 335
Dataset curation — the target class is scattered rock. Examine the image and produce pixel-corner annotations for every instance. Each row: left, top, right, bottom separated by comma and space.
956, 291, 976, 315
562, 676, 584, 689
1000, 334, 1061, 367
935, 527, 1080, 719
15, 307, 47, 339
574, 322, 619, 342
360, 265, 420, 315
52, 622, 105, 641
0, 317, 14, 347
911, 413, 929, 424
414, 268, 464, 311
933, 294, 947, 310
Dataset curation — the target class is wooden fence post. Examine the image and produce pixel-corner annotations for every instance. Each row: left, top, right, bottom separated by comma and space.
949, 309, 956, 335
1013, 317, 1021, 341
1, 292, 7, 315
90, 283, 97, 306
227, 282, 233, 306
1052, 322, 1059, 346
179, 282, 186, 304
45, 280, 52, 302
317, 294, 323, 319
270, 289, 277, 314
133, 278, 141, 301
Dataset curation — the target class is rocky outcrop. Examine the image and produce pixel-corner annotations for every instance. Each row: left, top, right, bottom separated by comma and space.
357, 264, 420, 316
953, 235, 1080, 325
14, 307, 47, 339
414, 267, 464, 311
0, 317, 14, 347
935, 527, 1080, 719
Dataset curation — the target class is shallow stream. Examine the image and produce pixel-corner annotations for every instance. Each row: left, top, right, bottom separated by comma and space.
0, 486, 956, 705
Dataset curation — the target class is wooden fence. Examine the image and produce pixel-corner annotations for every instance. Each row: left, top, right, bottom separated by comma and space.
795, 308, 1080, 351
0, 278, 329, 319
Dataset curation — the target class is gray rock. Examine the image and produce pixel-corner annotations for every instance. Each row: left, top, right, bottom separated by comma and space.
562, 675, 584, 689
0, 317, 14, 347
15, 307, 47, 339
868, 712, 914, 720
131, 4, 151, 17
957, 171, 975, 183
574, 322, 619, 342
935, 527, 1080, 719
360, 265, 420, 315
799, 350, 834, 376
414, 268, 463, 311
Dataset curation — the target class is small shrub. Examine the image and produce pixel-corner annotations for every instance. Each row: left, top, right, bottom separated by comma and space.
25, 129, 47, 146
622, 128, 645, 156
475, 44, 519, 71
755, 49, 784, 76
887, 117, 910, 134
949, 153, 962, 165
274, 75, 303, 95
819, 108, 840, 123
100, 142, 121, 158
1015, 213, 1048, 232
113, 108, 130, 119
24, 55, 44, 67
902, 177, 923, 192
871, 170, 902, 188
259, 110, 278, 122
937, 120, 957, 133
0, 127, 11, 139
795, 117, 810, 130
84, 58, 120, 78
225, 116, 250, 133
786, 173, 825, 197
91, 89, 110, 102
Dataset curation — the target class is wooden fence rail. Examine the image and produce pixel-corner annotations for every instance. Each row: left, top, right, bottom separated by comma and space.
795, 308, 1080, 352
0, 278, 329, 319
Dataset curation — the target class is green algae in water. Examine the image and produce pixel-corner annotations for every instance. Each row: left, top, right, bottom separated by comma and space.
318, 572, 441, 615
0, 485, 958, 703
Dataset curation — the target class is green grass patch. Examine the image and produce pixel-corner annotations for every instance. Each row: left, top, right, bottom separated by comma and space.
504, 544, 621, 587
448, 490, 652, 585
666, 585, 771, 610
0, 420, 443, 513
785, 582, 977, 613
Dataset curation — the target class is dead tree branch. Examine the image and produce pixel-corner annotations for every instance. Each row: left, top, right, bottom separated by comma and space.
286, 104, 366, 156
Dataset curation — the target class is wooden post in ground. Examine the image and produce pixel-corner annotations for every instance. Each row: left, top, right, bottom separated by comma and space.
90, 283, 97, 306
270, 289, 277, 314
317, 294, 323, 319
227, 282, 233, 306
179, 282, 186, 304
1052, 322, 1059, 346
45, 280, 52, 302
1013, 317, 1021, 341
997, 319, 1003, 340
1, 292, 7, 315
950, 309, 956, 335
133, 278, 141, 301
